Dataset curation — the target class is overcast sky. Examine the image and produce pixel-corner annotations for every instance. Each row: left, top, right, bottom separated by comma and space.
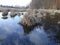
0, 0, 31, 6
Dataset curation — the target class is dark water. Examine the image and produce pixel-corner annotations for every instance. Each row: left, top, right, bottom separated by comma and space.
0, 12, 59, 45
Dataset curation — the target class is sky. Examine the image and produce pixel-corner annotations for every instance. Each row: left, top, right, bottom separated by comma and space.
0, 0, 31, 6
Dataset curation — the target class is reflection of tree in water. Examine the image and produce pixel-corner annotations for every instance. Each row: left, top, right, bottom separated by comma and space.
2, 16, 8, 19
44, 12, 60, 43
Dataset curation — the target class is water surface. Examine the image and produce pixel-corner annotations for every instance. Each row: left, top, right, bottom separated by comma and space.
0, 12, 59, 45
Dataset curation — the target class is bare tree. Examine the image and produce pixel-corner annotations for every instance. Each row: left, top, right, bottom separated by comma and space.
30, 0, 60, 9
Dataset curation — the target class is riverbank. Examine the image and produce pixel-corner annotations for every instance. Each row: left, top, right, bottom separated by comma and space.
19, 9, 60, 33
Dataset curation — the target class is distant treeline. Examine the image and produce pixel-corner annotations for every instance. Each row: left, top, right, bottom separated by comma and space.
0, 5, 26, 9
0, 5, 20, 9
30, 0, 60, 9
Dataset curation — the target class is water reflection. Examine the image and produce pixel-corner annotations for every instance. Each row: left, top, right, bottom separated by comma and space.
0, 12, 59, 45
0, 12, 35, 45
0, 12, 24, 40
1, 33, 35, 45
2, 16, 8, 19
